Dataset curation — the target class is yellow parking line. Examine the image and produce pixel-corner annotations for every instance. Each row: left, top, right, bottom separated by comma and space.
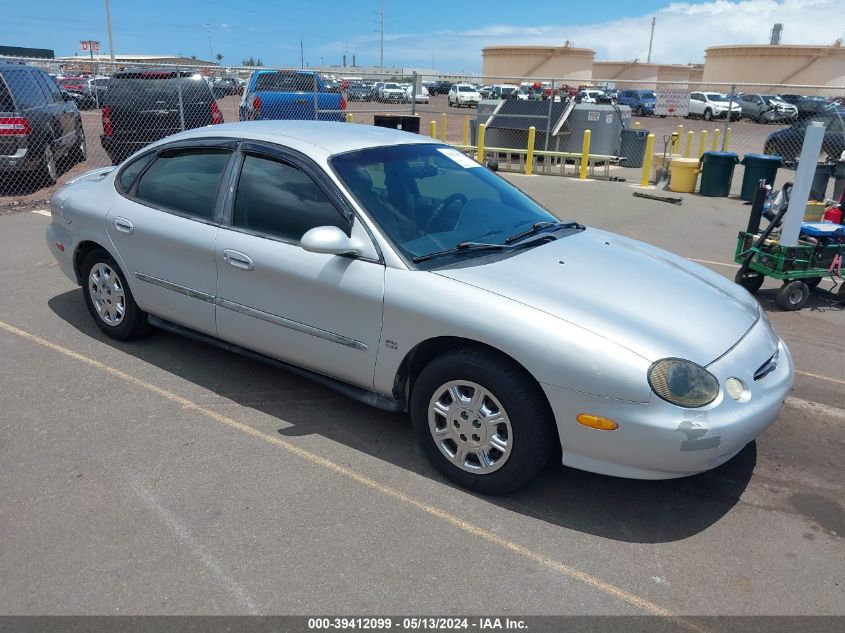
688, 258, 740, 269
0, 318, 692, 624
795, 370, 845, 387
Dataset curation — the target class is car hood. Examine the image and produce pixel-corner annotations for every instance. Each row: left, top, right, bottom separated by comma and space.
433, 229, 759, 366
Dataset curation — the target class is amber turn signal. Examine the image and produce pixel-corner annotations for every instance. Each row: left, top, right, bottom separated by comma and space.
576, 414, 619, 431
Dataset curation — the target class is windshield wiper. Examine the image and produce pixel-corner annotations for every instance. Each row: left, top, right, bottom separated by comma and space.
505, 221, 584, 244
412, 241, 508, 263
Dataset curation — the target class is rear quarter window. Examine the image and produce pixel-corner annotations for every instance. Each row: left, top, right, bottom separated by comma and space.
0, 76, 14, 111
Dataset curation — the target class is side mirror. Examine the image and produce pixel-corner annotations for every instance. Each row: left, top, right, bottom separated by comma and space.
300, 225, 361, 256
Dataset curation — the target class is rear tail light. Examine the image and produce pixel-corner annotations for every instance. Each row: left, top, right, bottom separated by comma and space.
252, 95, 262, 112
210, 101, 223, 124
0, 117, 32, 136
102, 106, 113, 136
339, 96, 347, 110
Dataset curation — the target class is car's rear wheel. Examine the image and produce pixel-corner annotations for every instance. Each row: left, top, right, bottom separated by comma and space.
39, 141, 58, 185
81, 249, 150, 340
69, 123, 86, 165
776, 280, 810, 311
410, 348, 555, 494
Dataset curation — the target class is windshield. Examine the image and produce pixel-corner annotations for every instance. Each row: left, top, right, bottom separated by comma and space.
385, 83, 400, 89
639, 91, 656, 99
459, 86, 476, 92
331, 144, 560, 265
500, 87, 516, 94
706, 93, 729, 102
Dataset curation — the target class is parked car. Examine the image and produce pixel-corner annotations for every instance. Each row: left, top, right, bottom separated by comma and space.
46, 120, 794, 493
738, 94, 798, 123
448, 83, 481, 108
377, 82, 405, 103
617, 89, 656, 116
239, 69, 345, 123
0, 62, 85, 185
210, 77, 240, 98
688, 92, 741, 120
577, 89, 613, 104
89, 77, 109, 104
346, 82, 371, 102
405, 84, 429, 104
764, 115, 845, 164
58, 76, 97, 109
434, 80, 452, 95
100, 68, 223, 165
488, 84, 527, 101
779, 95, 845, 121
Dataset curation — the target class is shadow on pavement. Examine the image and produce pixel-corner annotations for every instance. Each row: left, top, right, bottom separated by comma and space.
756, 284, 845, 314
49, 288, 755, 544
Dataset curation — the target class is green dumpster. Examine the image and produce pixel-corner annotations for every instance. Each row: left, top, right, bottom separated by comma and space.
739, 153, 783, 201
699, 151, 739, 197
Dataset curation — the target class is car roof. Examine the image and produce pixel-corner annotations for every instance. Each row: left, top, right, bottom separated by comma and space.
149, 120, 439, 160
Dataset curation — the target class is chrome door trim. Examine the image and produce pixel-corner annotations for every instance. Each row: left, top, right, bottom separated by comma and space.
215, 297, 369, 351
134, 272, 215, 303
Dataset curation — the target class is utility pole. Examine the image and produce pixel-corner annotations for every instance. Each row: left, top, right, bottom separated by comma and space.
379, 0, 384, 72
105, 0, 116, 68
300, 40, 304, 69
646, 17, 656, 63
206, 24, 214, 61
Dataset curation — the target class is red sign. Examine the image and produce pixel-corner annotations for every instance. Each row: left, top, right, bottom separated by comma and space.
80, 40, 101, 53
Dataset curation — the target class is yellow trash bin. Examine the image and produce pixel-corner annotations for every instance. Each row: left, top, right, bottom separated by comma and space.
669, 158, 700, 193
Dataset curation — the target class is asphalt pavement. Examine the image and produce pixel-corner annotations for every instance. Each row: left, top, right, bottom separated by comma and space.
0, 177, 843, 617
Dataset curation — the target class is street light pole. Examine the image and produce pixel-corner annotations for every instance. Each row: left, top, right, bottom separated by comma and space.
646, 17, 656, 63
379, 0, 384, 73
105, 0, 116, 68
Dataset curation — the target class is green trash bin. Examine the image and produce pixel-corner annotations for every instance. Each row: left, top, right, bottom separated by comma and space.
699, 151, 739, 197
739, 153, 783, 201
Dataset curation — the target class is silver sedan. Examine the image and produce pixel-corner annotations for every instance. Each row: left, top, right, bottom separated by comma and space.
45, 121, 794, 493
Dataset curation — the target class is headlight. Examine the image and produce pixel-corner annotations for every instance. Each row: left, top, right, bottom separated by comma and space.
648, 358, 720, 408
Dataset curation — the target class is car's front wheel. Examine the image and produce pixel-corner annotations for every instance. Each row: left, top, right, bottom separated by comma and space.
81, 249, 150, 340
703, 108, 713, 121
410, 349, 555, 494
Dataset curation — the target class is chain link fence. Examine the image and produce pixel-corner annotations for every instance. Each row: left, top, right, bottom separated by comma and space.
1, 55, 844, 208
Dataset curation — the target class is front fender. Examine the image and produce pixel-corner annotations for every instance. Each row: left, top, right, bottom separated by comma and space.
374, 268, 652, 403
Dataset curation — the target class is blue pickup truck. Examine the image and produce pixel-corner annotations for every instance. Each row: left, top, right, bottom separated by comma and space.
239, 70, 346, 121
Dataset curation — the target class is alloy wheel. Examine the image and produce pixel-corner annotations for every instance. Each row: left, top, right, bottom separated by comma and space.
88, 262, 126, 326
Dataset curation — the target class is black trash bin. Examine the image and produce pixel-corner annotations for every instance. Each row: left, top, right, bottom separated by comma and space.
810, 161, 835, 201
699, 151, 739, 197
620, 129, 649, 168
373, 114, 421, 134
739, 153, 783, 201
833, 158, 845, 204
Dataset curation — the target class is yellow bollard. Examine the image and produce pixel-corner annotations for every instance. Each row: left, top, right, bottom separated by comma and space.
579, 129, 591, 180
476, 123, 486, 163
684, 130, 694, 158
698, 130, 708, 158
672, 124, 684, 154
430, 120, 437, 139
641, 133, 655, 186
463, 115, 469, 146
441, 113, 447, 143
724, 127, 732, 151
634, 121, 641, 128
711, 128, 721, 152
345, 113, 353, 123
525, 126, 536, 176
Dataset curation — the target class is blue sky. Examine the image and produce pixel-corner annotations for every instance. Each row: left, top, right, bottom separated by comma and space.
2, 0, 843, 71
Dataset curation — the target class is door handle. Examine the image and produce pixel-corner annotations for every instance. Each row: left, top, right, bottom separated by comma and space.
113, 217, 134, 234
222, 249, 254, 271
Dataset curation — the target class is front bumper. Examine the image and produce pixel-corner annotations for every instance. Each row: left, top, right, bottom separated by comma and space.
542, 318, 794, 479
45, 220, 79, 285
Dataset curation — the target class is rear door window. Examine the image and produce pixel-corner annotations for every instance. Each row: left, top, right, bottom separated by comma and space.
3, 70, 47, 110
134, 148, 231, 220
35, 72, 63, 104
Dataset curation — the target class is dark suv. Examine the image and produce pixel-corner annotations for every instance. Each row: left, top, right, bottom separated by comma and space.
0, 62, 85, 185
100, 68, 223, 164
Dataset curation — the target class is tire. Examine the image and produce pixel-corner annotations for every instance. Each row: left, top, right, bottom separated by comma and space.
409, 348, 555, 494
776, 280, 810, 311
69, 123, 86, 165
39, 140, 58, 186
81, 249, 150, 340
735, 269, 765, 294
703, 108, 713, 121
